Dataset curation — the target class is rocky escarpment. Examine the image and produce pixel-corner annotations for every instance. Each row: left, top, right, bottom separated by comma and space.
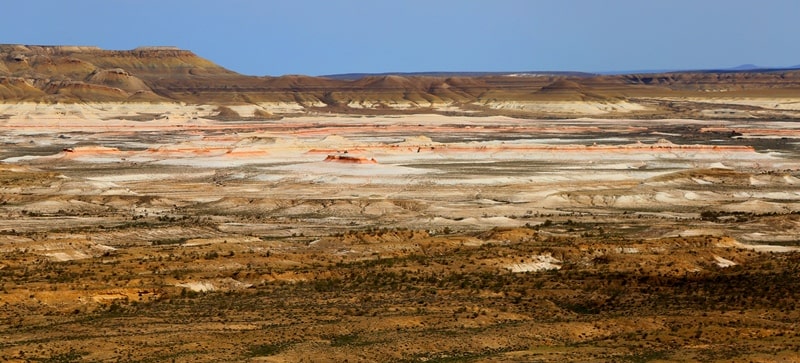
2, 44, 800, 117
0, 45, 229, 102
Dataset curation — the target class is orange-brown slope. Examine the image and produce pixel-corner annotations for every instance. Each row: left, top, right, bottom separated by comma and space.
0, 76, 46, 100
0, 45, 182, 102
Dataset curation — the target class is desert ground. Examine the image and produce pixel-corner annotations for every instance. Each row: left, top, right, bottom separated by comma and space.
2, 45, 800, 362
0, 102, 799, 362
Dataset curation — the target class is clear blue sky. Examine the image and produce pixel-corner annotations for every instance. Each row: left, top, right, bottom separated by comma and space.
3, 0, 798, 76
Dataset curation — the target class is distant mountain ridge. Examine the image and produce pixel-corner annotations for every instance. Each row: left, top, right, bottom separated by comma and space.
327, 65, 800, 79
322, 71, 595, 80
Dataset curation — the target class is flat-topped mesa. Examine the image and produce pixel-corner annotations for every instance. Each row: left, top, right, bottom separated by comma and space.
0, 44, 235, 102
0, 44, 190, 56
132, 46, 180, 51
0, 44, 103, 55
125, 46, 199, 59
0, 44, 214, 73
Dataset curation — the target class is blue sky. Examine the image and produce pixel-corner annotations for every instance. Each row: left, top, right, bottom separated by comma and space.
2, 0, 798, 76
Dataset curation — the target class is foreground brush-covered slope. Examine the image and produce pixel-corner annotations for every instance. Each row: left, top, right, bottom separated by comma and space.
2, 44, 800, 119
2, 112, 800, 361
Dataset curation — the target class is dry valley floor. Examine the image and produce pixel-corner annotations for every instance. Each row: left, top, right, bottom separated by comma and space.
1, 108, 799, 362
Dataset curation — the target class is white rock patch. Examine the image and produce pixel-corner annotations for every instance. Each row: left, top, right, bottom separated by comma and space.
506, 254, 561, 272
176, 281, 216, 292
713, 256, 737, 268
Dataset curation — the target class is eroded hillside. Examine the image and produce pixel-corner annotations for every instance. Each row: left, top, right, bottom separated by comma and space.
3, 45, 800, 119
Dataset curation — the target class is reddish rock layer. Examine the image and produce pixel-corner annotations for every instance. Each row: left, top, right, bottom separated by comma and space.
324, 155, 378, 164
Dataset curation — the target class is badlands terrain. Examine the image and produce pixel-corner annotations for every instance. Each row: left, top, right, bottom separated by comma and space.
1, 45, 800, 362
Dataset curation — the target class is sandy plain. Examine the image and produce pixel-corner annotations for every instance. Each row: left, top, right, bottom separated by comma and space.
1, 103, 800, 362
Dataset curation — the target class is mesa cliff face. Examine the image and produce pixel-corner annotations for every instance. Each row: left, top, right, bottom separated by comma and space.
0, 45, 234, 102
2, 44, 800, 118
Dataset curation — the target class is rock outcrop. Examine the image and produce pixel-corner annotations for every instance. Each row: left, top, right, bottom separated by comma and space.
324, 154, 378, 164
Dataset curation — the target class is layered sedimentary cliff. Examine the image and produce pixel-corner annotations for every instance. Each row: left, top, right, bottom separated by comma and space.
2, 44, 800, 119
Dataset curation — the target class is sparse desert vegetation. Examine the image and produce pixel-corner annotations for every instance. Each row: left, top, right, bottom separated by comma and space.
1, 45, 800, 362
